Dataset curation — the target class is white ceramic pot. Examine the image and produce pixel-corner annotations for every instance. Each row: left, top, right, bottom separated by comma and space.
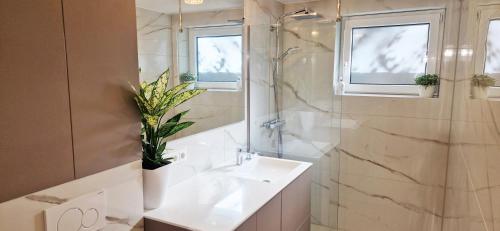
143, 164, 171, 209
418, 85, 436, 98
471, 86, 489, 99
181, 82, 195, 90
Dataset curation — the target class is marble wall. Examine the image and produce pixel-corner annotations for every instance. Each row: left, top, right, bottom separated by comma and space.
443, 0, 500, 230
137, 7, 173, 83
335, 0, 461, 231
281, 1, 341, 230
246, 0, 342, 230
246, 0, 284, 154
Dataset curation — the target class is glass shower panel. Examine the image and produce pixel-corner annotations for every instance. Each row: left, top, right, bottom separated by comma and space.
248, 19, 341, 231
248, 23, 280, 155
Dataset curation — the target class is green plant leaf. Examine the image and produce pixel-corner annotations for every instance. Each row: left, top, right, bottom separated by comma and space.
415, 74, 439, 86
158, 121, 178, 137
472, 74, 496, 87
165, 122, 195, 137
167, 110, 190, 123
156, 142, 167, 157
167, 89, 206, 110
161, 82, 193, 110
131, 68, 205, 170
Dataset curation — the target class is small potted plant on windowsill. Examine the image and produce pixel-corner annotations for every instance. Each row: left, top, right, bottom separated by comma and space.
180, 72, 196, 90
131, 69, 205, 209
471, 74, 496, 99
415, 74, 439, 98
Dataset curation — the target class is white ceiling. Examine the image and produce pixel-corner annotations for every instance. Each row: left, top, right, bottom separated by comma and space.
136, 0, 243, 15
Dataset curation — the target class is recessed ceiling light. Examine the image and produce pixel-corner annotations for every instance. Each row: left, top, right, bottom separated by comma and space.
184, 0, 203, 4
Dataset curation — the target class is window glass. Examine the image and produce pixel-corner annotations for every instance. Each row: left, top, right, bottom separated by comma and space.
196, 35, 242, 82
485, 20, 500, 86
350, 24, 430, 85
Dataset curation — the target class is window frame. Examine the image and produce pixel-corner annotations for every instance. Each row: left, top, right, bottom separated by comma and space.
188, 25, 243, 91
340, 10, 444, 96
474, 5, 500, 98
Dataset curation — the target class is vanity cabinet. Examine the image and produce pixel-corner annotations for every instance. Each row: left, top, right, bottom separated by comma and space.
256, 194, 282, 231
282, 169, 311, 231
0, 0, 140, 202
145, 169, 312, 231
236, 215, 257, 231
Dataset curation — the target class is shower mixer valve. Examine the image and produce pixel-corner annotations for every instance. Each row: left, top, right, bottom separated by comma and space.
262, 119, 286, 130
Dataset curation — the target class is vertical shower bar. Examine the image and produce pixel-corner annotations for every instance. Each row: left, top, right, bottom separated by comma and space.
245, 24, 251, 153
273, 19, 284, 158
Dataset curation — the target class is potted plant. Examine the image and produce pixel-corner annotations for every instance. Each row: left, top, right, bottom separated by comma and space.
180, 72, 196, 90
131, 69, 205, 209
415, 74, 439, 98
471, 74, 496, 99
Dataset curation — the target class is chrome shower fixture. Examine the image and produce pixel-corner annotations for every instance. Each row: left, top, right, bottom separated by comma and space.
277, 47, 301, 61
289, 9, 322, 20
271, 8, 323, 30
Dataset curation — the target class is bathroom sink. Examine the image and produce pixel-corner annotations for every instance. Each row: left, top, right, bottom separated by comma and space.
227, 156, 302, 183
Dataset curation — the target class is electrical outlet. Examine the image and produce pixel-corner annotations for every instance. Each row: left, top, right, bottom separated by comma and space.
162, 148, 188, 163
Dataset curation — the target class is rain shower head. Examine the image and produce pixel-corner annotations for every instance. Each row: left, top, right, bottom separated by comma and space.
289, 9, 322, 20
271, 8, 323, 30
279, 8, 322, 21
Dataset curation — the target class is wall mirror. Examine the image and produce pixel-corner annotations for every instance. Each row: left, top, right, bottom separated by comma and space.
135, 0, 245, 138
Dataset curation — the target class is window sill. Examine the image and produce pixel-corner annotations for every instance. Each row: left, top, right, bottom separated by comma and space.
341, 92, 439, 99
201, 88, 242, 93
469, 97, 500, 102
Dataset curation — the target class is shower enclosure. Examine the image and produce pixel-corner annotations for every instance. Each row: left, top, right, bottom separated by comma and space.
248, 9, 342, 230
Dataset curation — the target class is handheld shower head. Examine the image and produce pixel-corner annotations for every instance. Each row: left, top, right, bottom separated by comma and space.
278, 47, 301, 60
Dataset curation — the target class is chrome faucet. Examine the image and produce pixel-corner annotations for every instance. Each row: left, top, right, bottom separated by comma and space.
236, 148, 245, 165
236, 148, 257, 165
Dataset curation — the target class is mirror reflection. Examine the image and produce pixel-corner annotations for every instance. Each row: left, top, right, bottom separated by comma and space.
136, 0, 245, 138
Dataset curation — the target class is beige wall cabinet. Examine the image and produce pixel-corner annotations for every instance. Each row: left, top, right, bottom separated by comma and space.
0, 0, 75, 203
0, 0, 140, 202
61, 0, 140, 178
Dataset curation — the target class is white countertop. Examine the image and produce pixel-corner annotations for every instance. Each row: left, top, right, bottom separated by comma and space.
144, 156, 312, 231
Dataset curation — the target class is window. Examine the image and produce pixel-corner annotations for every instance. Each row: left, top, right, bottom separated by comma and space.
189, 26, 242, 90
485, 19, 500, 84
341, 10, 444, 95
475, 5, 500, 98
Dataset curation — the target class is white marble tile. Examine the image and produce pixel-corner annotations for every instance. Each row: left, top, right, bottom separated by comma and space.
136, 7, 172, 84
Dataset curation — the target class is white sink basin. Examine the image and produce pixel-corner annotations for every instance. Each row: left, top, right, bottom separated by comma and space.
227, 156, 302, 183
145, 155, 312, 231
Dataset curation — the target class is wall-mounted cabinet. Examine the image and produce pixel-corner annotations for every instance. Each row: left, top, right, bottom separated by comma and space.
0, 0, 140, 202
0, 0, 75, 203
62, 0, 140, 178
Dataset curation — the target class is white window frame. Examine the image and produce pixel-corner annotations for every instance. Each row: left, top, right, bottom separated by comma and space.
341, 10, 444, 95
474, 5, 500, 98
188, 25, 243, 91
